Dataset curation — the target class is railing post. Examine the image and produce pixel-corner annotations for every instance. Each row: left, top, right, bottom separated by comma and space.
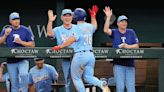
159, 58, 164, 92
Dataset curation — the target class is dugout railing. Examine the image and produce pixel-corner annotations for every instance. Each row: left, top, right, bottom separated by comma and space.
0, 47, 164, 92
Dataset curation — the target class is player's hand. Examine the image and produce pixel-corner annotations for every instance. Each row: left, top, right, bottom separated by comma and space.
49, 36, 55, 40
0, 65, 3, 81
52, 46, 61, 51
0, 62, 7, 69
103, 6, 112, 17
48, 10, 56, 22
118, 43, 126, 48
122, 43, 130, 48
14, 38, 23, 44
89, 5, 99, 18
5, 28, 12, 36
119, 43, 129, 48
0, 72, 2, 81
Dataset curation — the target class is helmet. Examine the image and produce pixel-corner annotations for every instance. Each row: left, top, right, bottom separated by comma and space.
73, 8, 87, 21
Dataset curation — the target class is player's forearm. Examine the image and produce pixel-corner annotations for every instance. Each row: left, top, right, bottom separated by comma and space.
60, 37, 76, 49
0, 35, 7, 44
127, 44, 139, 49
104, 16, 112, 35
47, 21, 54, 36
28, 84, 36, 92
20, 41, 35, 47
91, 17, 97, 30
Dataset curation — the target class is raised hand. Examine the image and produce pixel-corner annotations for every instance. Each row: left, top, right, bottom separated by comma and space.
103, 6, 112, 17
92, 5, 99, 14
48, 10, 56, 22
89, 5, 99, 18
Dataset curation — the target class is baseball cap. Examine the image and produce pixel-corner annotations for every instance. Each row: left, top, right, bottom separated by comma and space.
117, 15, 128, 23
0, 62, 7, 67
34, 58, 44, 61
9, 12, 20, 20
61, 9, 73, 16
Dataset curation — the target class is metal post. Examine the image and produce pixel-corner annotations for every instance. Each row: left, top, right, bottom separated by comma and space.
159, 58, 164, 92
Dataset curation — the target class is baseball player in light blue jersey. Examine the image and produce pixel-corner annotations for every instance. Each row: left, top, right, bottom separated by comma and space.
0, 73, 10, 92
52, 6, 110, 92
28, 58, 58, 92
0, 62, 10, 92
47, 9, 77, 92
0, 62, 24, 92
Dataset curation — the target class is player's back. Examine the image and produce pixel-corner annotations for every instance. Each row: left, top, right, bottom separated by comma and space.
73, 22, 96, 53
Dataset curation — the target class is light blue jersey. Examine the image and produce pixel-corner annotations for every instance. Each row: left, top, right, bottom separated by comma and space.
70, 22, 106, 92
2, 73, 10, 92
29, 64, 58, 92
53, 24, 78, 48
52, 24, 79, 92
73, 22, 96, 52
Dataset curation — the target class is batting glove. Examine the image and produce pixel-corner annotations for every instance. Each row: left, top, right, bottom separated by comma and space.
52, 46, 61, 51
89, 5, 99, 18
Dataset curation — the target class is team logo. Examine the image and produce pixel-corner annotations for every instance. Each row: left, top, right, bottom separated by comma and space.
116, 49, 144, 58
116, 49, 144, 55
11, 49, 39, 54
10, 48, 38, 58
45, 49, 73, 54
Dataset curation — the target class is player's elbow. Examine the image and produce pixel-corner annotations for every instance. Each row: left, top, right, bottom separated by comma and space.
47, 32, 53, 37
31, 42, 35, 48
135, 44, 139, 48
104, 29, 109, 34
104, 28, 112, 35
0, 39, 5, 45
104, 29, 107, 33
0, 41, 3, 45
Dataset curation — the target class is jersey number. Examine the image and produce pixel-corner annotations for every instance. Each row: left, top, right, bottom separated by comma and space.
84, 35, 92, 45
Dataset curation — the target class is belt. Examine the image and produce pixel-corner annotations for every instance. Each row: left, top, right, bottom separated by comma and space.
75, 50, 93, 53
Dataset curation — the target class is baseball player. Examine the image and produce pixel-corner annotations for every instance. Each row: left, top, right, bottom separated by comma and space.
28, 58, 58, 92
103, 6, 139, 92
0, 12, 35, 92
0, 62, 10, 92
47, 9, 77, 92
52, 6, 110, 92
0, 62, 23, 92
